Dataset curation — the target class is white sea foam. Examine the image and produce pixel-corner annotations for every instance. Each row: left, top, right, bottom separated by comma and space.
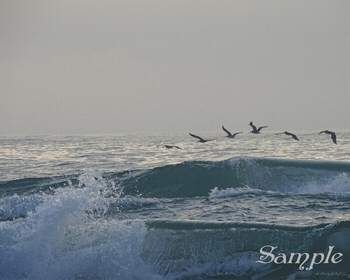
208, 186, 261, 199
293, 173, 350, 198
0, 193, 43, 221
0, 171, 160, 280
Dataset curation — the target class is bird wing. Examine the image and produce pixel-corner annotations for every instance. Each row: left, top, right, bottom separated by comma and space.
284, 131, 298, 140
189, 133, 204, 141
331, 133, 337, 144
291, 134, 299, 141
257, 126, 268, 131
232, 132, 243, 137
222, 126, 232, 136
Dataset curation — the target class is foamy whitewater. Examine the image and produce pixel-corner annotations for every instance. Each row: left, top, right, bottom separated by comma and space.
1, 131, 350, 279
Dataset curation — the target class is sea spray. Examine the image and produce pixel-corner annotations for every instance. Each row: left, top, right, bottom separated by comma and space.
0, 170, 157, 280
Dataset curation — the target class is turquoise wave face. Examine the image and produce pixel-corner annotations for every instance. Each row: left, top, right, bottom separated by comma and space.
2, 156, 350, 199
119, 157, 350, 198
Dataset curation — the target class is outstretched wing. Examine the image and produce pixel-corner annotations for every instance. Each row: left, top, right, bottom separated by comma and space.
232, 132, 243, 137
222, 126, 232, 136
319, 130, 334, 135
164, 145, 182, 149
257, 126, 268, 132
331, 133, 337, 144
189, 133, 204, 141
291, 134, 299, 141
285, 131, 299, 141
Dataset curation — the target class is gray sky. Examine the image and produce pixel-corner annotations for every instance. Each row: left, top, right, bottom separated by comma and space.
1, 0, 349, 135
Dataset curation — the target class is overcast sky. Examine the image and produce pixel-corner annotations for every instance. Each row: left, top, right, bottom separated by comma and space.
1, 0, 349, 135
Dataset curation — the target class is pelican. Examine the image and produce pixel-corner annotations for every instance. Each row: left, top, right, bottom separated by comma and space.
275, 131, 299, 141
249, 121, 268, 134
157, 145, 182, 150
189, 133, 214, 143
319, 130, 337, 144
222, 126, 242, 138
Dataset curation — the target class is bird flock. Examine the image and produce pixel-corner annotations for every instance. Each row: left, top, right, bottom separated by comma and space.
158, 121, 337, 150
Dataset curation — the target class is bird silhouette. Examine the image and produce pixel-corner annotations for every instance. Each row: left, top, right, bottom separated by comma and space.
189, 133, 214, 143
249, 122, 268, 134
275, 131, 299, 141
157, 145, 182, 150
319, 130, 337, 144
222, 126, 242, 138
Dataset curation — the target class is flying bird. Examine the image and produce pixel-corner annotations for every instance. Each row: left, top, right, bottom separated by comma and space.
222, 126, 242, 138
249, 122, 268, 134
275, 131, 299, 141
319, 130, 337, 144
157, 145, 182, 150
189, 133, 214, 143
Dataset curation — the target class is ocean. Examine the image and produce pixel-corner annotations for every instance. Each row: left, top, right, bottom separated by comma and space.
1, 131, 350, 280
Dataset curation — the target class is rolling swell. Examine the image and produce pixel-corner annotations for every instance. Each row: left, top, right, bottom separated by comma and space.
0, 176, 79, 197
119, 161, 242, 198
2, 156, 350, 199
120, 157, 350, 198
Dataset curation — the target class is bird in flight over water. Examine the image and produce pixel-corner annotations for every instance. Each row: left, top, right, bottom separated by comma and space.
157, 145, 182, 150
249, 122, 268, 134
222, 126, 242, 138
275, 131, 299, 141
319, 130, 337, 144
189, 133, 214, 143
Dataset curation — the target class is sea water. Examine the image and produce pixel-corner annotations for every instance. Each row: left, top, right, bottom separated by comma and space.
1, 131, 350, 279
